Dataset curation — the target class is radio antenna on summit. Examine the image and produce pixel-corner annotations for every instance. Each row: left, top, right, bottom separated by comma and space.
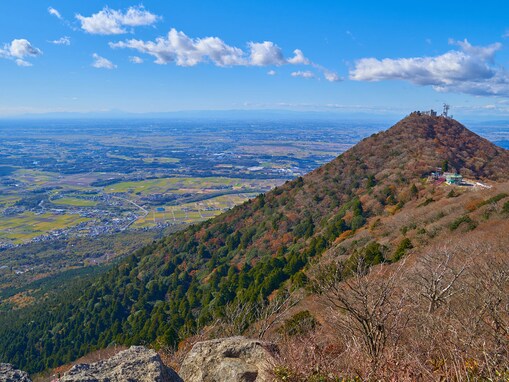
442, 103, 450, 118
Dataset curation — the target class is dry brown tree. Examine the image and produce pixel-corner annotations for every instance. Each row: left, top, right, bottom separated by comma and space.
405, 239, 509, 380
413, 245, 466, 314
212, 299, 256, 337
254, 289, 302, 339
314, 258, 407, 372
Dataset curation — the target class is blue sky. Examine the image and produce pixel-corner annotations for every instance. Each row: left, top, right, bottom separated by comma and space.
2, 1, 509, 117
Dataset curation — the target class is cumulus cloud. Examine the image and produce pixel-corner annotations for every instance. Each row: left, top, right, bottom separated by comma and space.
77, 6, 160, 35
110, 28, 339, 82
288, 49, 310, 65
291, 70, 315, 79
48, 7, 62, 19
7, 39, 42, 58
248, 41, 285, 66
323, 71, 341, 82
111, 28, 247, 66
310, 62, 341, 82
15, 59, 32, 67
0, 39, 42, 66
350, 39, 509, 96
49, 36, 71, 45
288, 49, 341, 81
267, 69, 276, 76
129, 56, 143, 64
92, 53, 116, 69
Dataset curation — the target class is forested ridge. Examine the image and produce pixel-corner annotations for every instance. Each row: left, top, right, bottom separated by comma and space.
2, 113, 509, 373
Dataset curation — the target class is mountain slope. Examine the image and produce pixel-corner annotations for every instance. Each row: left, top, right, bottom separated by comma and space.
1, 113, 509, 373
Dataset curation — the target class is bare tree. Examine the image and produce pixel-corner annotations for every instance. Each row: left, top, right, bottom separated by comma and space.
314, 259, 405, 368
471, 254, 509, 354
414, 246, 466, 314
254, 289, 302, 339
407, 240, 509, 379
213, 299, 256, 337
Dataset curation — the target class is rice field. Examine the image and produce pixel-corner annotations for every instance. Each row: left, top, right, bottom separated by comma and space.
0, 212, 90, 243
51, 197, 98, 207
132, 193, 257, 228
104, 177, 249, 195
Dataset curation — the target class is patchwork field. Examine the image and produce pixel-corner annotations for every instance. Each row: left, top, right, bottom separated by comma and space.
132, 192, 258, 227
0, 212, 90, 243
105, 177, 238, 194
51, 198, 98, 207
0, 118, 385, 295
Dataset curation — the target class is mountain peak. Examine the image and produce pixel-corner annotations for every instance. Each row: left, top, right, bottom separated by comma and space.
396, 112, 468, 139
338, 112, 509, 181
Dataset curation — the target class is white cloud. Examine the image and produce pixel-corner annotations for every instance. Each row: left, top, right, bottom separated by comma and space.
110, 28, 247, 66
49, 36, 71, 45
288, 49, 341, 82
195, 36, 246, 66
7, 39, 42, 58
248, 41, 285, 66
129, 56, 143, 64
77, 6, 160, 35
306, 62, 341, 82
287, 49, 310, 65
15, 59, 32, 67
48, 7, 62, 19
111, 28, 334, 72
92, 53, 116, 69
267, 69, 276, 76
291, 70, 315, 79
350, 39, 509, 96
0, 39, 42, 66
450, 38, 501, 61
323, 71, 341, 82
110, 28, 340, 82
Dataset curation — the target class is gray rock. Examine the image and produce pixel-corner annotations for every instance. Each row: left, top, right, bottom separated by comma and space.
0, 363, 32, 382
60, 346, 182, 382
179, 337, 278, 382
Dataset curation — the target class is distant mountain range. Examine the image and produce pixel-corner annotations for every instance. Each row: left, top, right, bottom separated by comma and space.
0, 108, 407, 122
4, 108, 509, 123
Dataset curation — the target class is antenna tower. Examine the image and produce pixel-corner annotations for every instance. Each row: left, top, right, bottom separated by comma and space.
442, 103, 450, 118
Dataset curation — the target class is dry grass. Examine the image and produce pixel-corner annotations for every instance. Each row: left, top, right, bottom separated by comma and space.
271, 235, 509, 381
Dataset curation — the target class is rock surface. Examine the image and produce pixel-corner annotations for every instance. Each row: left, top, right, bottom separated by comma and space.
59, 346, 182, 382
0, 364, 32, 382
179, 337, 278, 382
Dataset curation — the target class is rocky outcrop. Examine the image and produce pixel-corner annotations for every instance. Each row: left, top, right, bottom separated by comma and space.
179, 337, 278, 382
59, 346, 182, 382
0, 364, 32, 382
1, 339, 278, 382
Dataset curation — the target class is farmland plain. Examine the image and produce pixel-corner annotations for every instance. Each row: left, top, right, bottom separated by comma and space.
1, 117, 508, 309
0, 117, 388, 307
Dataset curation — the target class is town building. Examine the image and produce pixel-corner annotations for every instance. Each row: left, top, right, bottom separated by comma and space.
445, 173, 463, 185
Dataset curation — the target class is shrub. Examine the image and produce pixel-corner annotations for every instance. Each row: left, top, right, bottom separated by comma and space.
449, 215, 477, 231
478, 193, 508, 207
279, 310, 318, 337
503, 201, 509, 214
410, 184, 418, 198
392, 238, 413, 262
418, 198, 434, 207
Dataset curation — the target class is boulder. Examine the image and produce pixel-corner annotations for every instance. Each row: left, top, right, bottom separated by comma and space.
179, 337, 278, 382
0, 364, 32, 382
59, 346, 182, 382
